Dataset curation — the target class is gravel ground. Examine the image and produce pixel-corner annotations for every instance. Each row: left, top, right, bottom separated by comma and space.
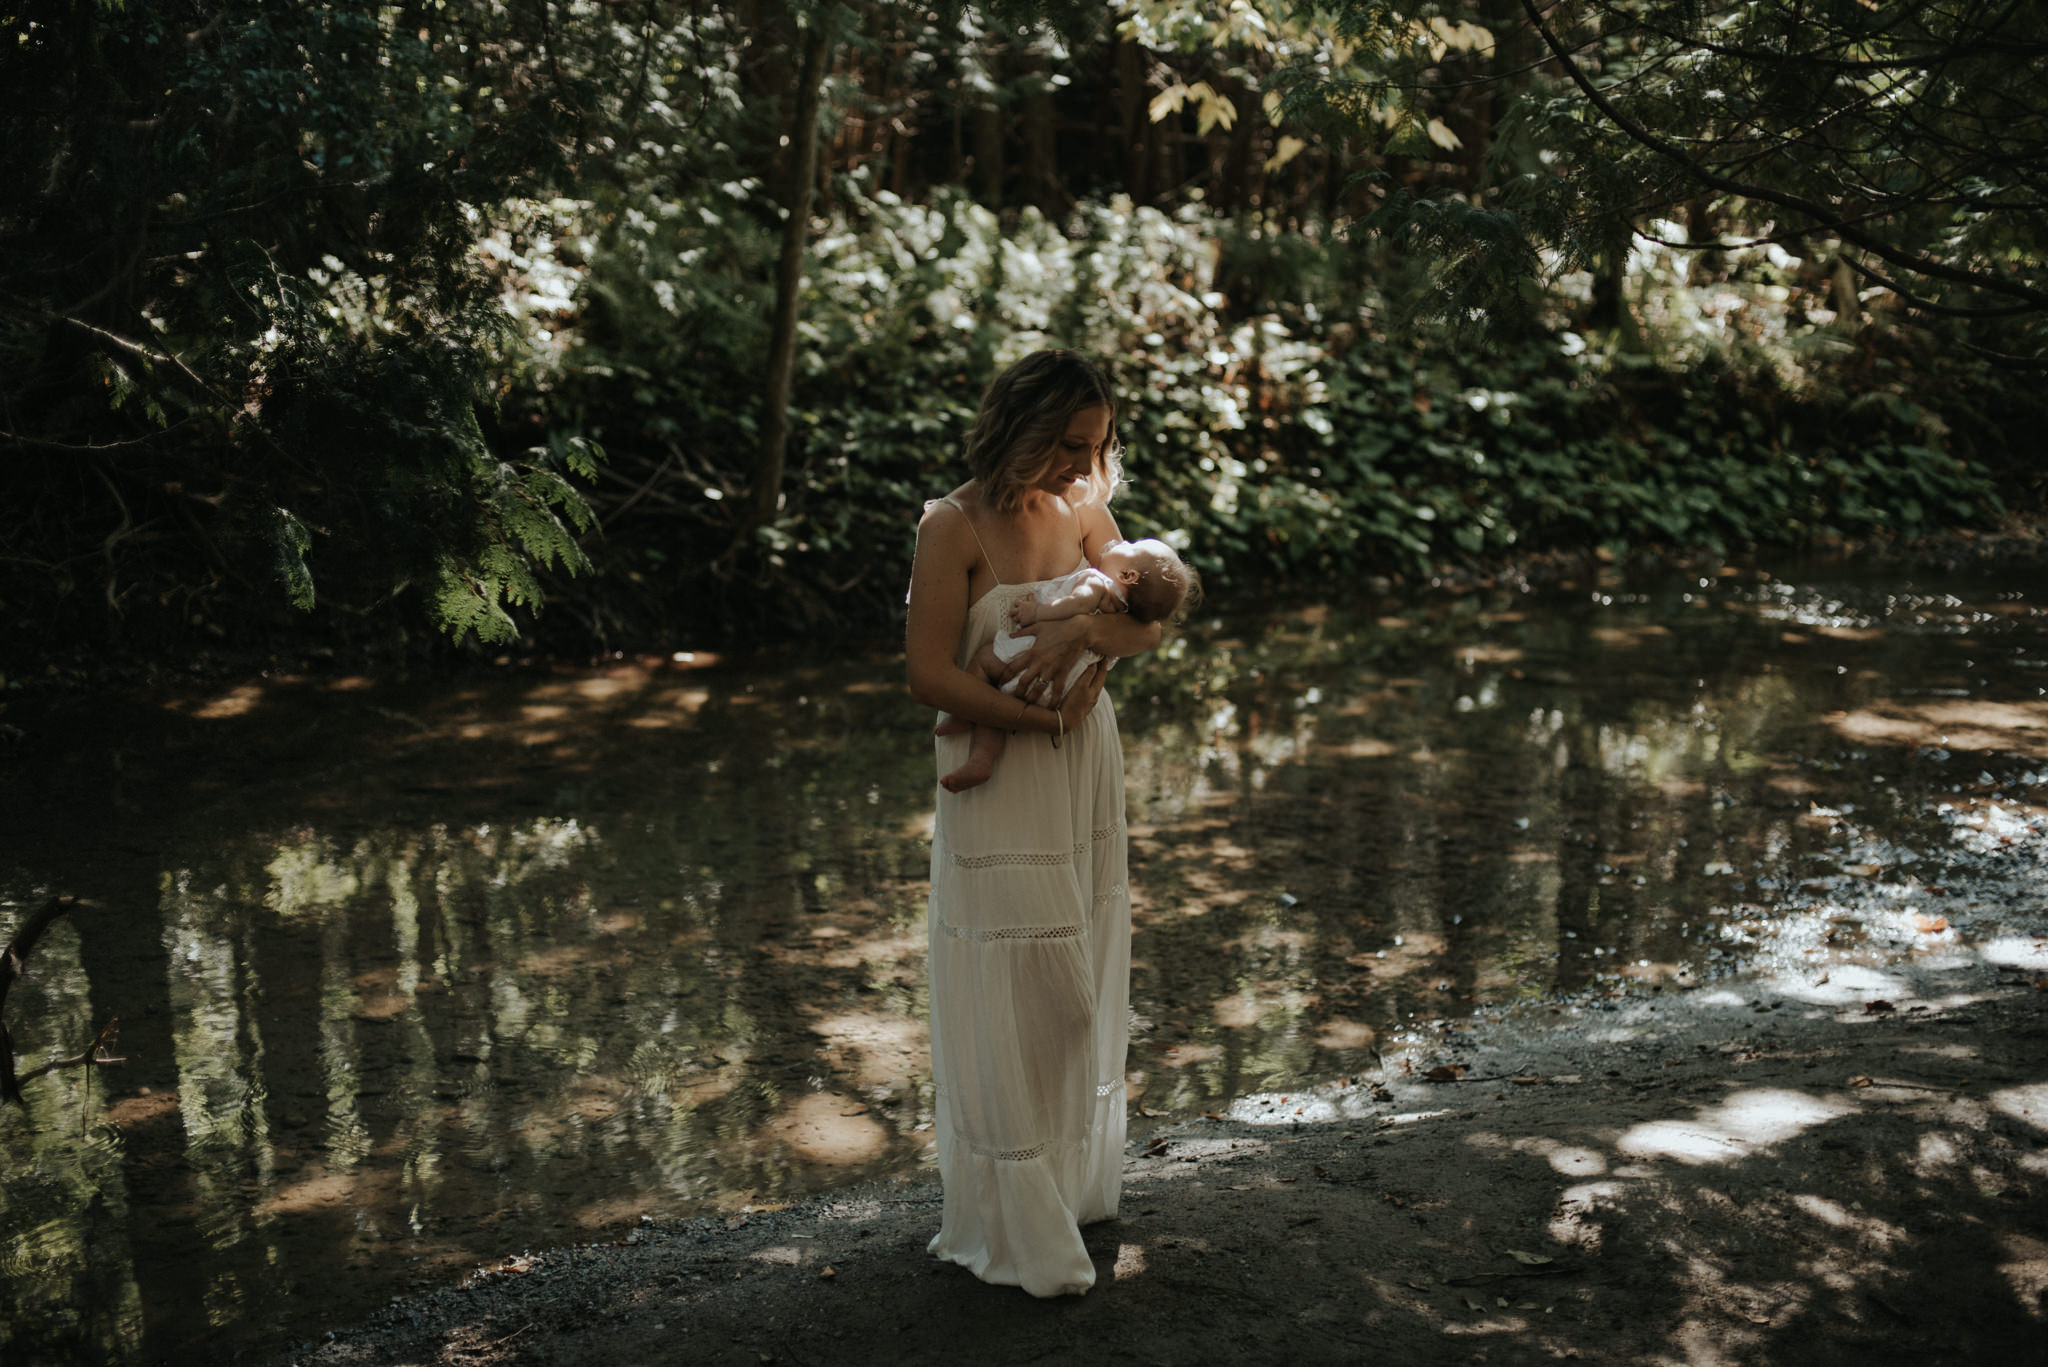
267, 941, 2048, 1367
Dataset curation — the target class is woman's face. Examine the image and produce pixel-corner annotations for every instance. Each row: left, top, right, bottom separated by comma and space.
1034, 404, 1112, 497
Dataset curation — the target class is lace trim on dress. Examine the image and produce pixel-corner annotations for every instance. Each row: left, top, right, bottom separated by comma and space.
1092, 883, 1126, 904
967, 1140, 1048, 1162
935, 920, 1083, 943
948, 849, 1076, 869
1095, 1079, 1122, 1098
944, 820, 1121, 873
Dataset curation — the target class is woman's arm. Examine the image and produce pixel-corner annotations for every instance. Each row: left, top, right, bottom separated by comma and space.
905, 502, 1102, 735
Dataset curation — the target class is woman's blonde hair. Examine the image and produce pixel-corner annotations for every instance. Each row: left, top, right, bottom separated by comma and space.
964, 349, 1124, 511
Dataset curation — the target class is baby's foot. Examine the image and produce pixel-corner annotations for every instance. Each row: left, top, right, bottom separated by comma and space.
940, 756, 993, 793
934, 715, 972, 737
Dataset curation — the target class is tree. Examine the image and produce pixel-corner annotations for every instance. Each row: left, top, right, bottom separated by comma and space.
1276, 0, 2048, 356
751, 4, 844, 531
0, 2, 623, 650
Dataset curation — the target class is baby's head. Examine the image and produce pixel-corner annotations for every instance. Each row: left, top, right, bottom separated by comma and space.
1098, 538, 1199, 624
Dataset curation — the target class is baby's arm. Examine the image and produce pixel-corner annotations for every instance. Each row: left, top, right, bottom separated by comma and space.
1012, 569, 1120, 627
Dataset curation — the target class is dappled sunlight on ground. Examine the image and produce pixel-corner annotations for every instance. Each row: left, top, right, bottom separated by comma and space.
1828, 699, 2048, 757
1999, 1234, 2048, 1319
1992, 1081, 2048, 1132
756, 1093, 891, 1167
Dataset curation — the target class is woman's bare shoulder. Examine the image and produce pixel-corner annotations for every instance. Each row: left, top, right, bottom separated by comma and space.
1076, 498, 1123, 548
918, 482, 981, 528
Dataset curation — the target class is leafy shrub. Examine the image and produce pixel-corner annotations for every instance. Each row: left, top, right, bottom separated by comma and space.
506, 175, 2021, 647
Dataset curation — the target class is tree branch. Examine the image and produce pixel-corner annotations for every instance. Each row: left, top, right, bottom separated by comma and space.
0, 423, 189, 454
14, 1018, 125, 1088
2, 896, 98, 1108
1519, 0, 2048, 311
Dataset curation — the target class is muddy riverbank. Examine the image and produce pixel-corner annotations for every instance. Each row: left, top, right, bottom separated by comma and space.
273, 948, 2048, 1367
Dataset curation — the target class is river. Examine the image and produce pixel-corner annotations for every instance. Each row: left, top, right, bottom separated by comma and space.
3, 560, 2044, 1363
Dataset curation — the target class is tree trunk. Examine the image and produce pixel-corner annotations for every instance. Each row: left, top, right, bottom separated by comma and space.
1021, 61, 1058, 211
1116, 40, 1149, 202
753, 16, 832, 528
970, 101, 1006, 205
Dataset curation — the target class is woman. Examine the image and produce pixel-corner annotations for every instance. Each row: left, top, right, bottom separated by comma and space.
905, 350, 1163, 1296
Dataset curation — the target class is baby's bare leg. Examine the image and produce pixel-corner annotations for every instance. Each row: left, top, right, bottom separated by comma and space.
934, 642, 1010, 737
940, 723, 1007, 794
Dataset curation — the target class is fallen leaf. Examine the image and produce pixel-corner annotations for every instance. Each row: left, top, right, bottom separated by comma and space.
1509, 1077, 1543, 1086
1845, 863, 1883, 878
1202, 1110, 1225, 1122
1913, 914, 1950, 934
725, 1216, 749, 1231
746, 1203, 792, 1214
1228, 1184, 1253, 1191
819, 1265, 836, 1280
1425, 1065, 1467, 1083
1137, 1104, 1167, 1118
1551, 1075, 1582, 1084
1313, 1165, 1331, 1178
1504, 1250, 1554, 1266
1464, 1295, 1486, 1312
1406, 1279, 1432, 1292
1849, 1075, 1875, 1087
1864, 1000, 1896, 1015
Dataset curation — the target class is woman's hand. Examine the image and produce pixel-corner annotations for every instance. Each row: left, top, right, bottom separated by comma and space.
999, 614, 1093, 706
1052, 658, 1110, 742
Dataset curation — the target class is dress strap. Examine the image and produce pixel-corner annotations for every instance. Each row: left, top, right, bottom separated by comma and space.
941, 494, 1006, 585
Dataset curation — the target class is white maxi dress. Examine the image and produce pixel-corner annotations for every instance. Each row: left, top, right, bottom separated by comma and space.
925, 528, 1131, 1297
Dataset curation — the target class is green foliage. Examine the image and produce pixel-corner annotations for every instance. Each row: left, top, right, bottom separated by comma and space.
1283, 0, 2048, 353
1, 0, 2037, 665
510, 169, 2021, 647
0, 0, 624, 655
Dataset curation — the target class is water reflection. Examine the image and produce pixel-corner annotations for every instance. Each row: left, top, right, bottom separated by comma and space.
3, 565, 2045, 1363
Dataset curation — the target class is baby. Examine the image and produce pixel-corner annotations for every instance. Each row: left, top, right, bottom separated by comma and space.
937, 537, 1195, 793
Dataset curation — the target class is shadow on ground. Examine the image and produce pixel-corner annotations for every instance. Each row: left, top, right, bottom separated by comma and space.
279, 972, 2048, 1367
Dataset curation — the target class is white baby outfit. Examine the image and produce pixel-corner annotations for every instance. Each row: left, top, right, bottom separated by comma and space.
992, 567, 1124, 697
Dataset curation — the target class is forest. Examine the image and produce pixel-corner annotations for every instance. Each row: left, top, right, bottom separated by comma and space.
3, 0, 2044, 664
6, 9, 2048, 1363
